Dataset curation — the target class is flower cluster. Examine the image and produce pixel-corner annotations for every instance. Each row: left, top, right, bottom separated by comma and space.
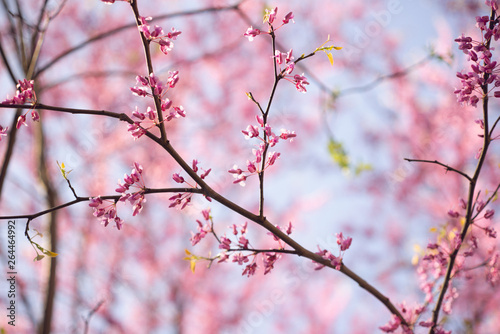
379, 302, 457, 334
216, 221, 293, 277
116, 162, 146, 216
447, 197, 496, 242
314, 232, 352, 271
454, 5, 500, 106
243, 7, 294, 41
169, 159, 212, 209
243, 8, 309, 93
137, 16, 181, 55
129, 71, 184, 139
273, 48, 310, 92
2, 79, 39, 130
89, 162, 146, 230
228, 115, 296, 186
410, 191, 498, 331
190, 209, 212, 246
89, 196, 124, 230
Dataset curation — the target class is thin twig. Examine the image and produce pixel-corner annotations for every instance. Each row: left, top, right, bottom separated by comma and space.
34, 2, 245, 78
0, 187, 204, 221
83, 300, 105, 334
404, 158, 471, 181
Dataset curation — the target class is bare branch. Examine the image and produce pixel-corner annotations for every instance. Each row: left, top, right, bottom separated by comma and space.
404, 158, 471, 181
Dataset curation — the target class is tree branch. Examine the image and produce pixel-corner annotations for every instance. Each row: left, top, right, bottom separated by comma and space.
404, 158, 471, 181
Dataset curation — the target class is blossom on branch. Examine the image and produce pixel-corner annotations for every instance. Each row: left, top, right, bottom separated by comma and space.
230, 117, 295, 186
3, 79, 39, 130
137, 16, 181, 55
454, 16, 500, 106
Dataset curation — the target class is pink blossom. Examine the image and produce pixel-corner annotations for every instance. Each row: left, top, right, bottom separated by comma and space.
286, 222, 293, 235
233, 174, 247, 186
0, 125, 8, 141
172, 173, 185, 183
484, 209, 495, 219
115, 181, 129, 193
238, 236, 249, 249
247, 160, 257, 173
200, 168, 211, 179
132, 197, 145, 216
418, 319, 434, 328
476, 200, 486, 212
242, 263, 257, 277
242, 124, 259, 139
268, 134, 279, 147
231, 224, 238, 235
459, 198, 467, 209
159, 39, 174, 55
136, 75, 149, 86
167, 28, 181, 40
190, 231, 204, 246
267, 151, 280, 166
244, 26, 261, 41
264, 7, 278, 24
180, 196, 191, 209
31, 110, 40, 122
263, 253, 279, 275
218, 252, 229, 263
264, 124, 272, 137
232, 253, 249, 265
293, 73, 309, 92
88, 196, 103, 207
167, 71, 179, 88
274, 50, 284, 65
127, 122, 146, 140
161, 98, 172, 111
228, 165, 243, 175
317, 248, 343, 270
16, 114, 27, 129
379, 315, 401, 333
485, 226, 497, 238
255, 115, 264, 127
138, 16, 181, 55
253, 147, 263, 163
132, 107, 146, 120
130, 86, 148, 97
240, 222, 248, 234
201, 209, 210, 221
284, 62, 295, 75
173, 106, 186, 117
280, 129, 296, 141
114, 217, 123, 230
282, 12, 294, 24
336, 232, 352, 251
219, 236, 231, 250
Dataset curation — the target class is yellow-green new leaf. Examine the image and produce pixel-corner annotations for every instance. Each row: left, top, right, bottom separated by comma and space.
32, 241, 58, 258
327, 53, 334, 65
34, 254, 45, 262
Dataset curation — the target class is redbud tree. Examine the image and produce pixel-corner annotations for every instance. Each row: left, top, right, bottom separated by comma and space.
0, 0, 499, 333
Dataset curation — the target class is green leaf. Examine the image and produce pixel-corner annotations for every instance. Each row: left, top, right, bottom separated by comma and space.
328, 139, 349, 170
354, 163, 373, 175
33, 254, 45, 262
327, 53, 334, 65
32, 241, 58, 258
